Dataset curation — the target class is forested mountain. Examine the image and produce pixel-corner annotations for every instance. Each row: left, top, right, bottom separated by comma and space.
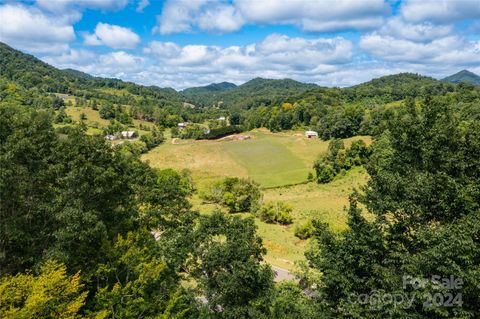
182, 81, 237, 94
0, 42, 183, 108
345, 72, 455, 102
443, 69, 480, 85
181, 77, 318, 108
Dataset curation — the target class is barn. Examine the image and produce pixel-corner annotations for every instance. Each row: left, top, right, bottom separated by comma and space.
305, 130, 319, 138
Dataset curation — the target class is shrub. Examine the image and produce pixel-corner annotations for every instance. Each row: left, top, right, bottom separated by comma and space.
205, 177, 262, 213
313, 162, 335, 183
257, 202, 294, 225
294, 219, 315, 239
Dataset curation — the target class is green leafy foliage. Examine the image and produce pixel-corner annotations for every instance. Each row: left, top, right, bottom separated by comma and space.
306, 96, 480, 318
0, 260, 89, 319
257, 201, 294, 225
192, 212, 275, 318
204, 177, 263, 213
313, 139, 370, 183
294, 219, 316, 240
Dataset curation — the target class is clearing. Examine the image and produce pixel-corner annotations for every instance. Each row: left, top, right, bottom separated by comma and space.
144, 129, 371, 270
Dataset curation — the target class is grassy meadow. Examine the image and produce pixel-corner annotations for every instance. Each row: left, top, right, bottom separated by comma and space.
143, 129, 372, 270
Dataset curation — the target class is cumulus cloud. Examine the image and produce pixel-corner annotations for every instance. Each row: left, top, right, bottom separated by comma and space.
0, 4, 75, 53
378, 17, 453, 42
43, 34, 353, 89
360, 33, 480, 66
146, 34, 352, 70
44, 49, 145, 79
83, 23, 140, 49
400, 0, 480, 24
155, 0, 388, 34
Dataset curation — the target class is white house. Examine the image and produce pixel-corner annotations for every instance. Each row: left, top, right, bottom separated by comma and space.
305, 130, 319, 138
218, 116, 226, 121
178, 122, 186, 130
105, 134, 118, 140
121, 131, 136, 139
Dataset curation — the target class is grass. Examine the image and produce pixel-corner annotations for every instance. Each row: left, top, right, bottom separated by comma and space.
259, 167, 370, 269
143, 129, 370, 188
221, 133, 309, 187
143, 129, 372, 270
63, 104, 155, 137
65, 106, 110, 127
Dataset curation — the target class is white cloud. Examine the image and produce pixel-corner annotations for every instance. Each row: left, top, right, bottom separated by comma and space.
44, 34, 353, 89
136, 0, 150, 12
401, 0, 480, 24
141, 34, 352, 88
155, 0, 388, 34
83, 23, 140, 49
376, 17, 453, 42
44, 49, 145, 79
197, 4, 245, 32
146, 34, 352, 69
0, 4, 74, 53
360, 33, 480, 66
236, 0, 388, 32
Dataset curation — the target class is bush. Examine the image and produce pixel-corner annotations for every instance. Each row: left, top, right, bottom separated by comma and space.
140, 128, 164, 151
294, 219, 315, 239
313, 162, 335, 183
257, 202, 294, 225
205, 177, 262, 213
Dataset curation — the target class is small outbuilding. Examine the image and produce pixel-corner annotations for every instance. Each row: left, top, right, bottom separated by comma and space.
305, 130, 319, 138
105, 134, 118, 141
178, 122, 186, 130
121, 131, 136, 139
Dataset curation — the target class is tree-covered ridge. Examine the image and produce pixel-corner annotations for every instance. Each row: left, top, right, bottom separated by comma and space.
443, 69, 480, 85
182, 81, 237, 94
181, 77, 319, 108
0, 42, 183, 108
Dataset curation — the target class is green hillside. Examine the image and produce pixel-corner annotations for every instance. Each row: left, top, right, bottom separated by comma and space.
181, 77, 319, 108
443, 69, 480, 85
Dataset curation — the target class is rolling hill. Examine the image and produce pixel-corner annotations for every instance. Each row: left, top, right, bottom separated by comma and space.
181, 77, 319, 108
443, 70, 480, 85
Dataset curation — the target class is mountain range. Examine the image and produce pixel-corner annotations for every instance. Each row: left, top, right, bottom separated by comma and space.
0, 41, 478, 110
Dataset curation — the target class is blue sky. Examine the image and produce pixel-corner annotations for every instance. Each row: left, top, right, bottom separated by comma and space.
0, 0, 479, 89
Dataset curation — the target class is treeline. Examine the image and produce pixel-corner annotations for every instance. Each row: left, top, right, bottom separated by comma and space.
230, 84, 480, 139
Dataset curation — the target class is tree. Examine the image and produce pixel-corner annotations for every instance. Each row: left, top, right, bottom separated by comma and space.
306, 97, 480, 318
93, 230, 197, 319
0, 260, 89, 319
192, 212, 275, 318
99, 103, 115, 119
271, 281, 317, 319
205, 177, 262, 213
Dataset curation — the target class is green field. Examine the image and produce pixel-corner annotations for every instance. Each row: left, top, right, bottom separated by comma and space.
143, 129, 370, 188
60, 102, 155, 136
144, 130, 371, 270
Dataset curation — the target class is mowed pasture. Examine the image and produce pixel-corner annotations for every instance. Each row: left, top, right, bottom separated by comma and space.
143, 129, 370, 188
144, 129, 372, 270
